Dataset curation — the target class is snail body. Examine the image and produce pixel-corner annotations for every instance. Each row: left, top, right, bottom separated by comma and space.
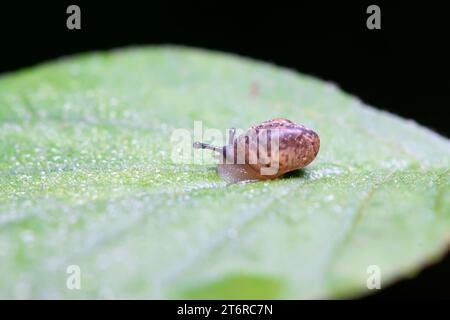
194, 118, 320, 181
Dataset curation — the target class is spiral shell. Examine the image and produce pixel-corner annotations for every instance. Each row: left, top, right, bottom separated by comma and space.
219, 118, 320, 181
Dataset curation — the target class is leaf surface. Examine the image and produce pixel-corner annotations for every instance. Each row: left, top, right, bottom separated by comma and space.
0, 46, 449, 298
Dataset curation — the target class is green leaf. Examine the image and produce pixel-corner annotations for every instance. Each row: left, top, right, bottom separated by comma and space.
0, 46, 449, 299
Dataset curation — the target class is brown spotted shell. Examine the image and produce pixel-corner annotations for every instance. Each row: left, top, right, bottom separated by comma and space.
218, 118, 320, 181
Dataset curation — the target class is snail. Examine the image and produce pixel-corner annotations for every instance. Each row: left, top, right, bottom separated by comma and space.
193, 118, 320, 182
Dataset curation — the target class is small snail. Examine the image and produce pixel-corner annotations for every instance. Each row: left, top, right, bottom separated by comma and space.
193, 118, 320, 182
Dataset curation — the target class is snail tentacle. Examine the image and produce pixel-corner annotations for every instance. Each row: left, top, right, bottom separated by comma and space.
192, 142, 224, 153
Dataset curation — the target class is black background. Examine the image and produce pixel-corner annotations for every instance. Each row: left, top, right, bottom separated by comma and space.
0, 1, 449, 299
